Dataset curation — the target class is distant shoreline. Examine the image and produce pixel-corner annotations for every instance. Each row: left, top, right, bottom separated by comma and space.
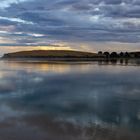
2, 57, 140, 62
2, 50, 140, 61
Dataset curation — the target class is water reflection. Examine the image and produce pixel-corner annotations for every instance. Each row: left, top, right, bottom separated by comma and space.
2, 60, 96, 74
98, 59, 137, 65
0, 60, 140, 140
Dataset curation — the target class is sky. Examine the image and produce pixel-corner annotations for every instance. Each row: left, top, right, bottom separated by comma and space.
0, 0, 140, 55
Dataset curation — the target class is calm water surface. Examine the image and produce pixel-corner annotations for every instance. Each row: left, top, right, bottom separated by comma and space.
0, 60, 140, 140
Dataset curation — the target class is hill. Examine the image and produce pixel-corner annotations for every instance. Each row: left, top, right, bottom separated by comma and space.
2, 50, 103, 59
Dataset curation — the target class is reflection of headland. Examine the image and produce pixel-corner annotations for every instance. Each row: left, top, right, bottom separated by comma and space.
2, 58, 140, 75
3, 60, 97, 74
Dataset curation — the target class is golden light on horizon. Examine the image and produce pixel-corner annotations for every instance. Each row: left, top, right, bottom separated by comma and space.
0, 45, 74, 56
37, 46, 73, 50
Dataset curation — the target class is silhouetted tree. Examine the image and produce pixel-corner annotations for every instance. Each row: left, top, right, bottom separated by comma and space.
110, 52, 118, 58
119, 52, 124, 57
98, 51, 103, 55
103, 52, 110, 58
124, 52, 130, 58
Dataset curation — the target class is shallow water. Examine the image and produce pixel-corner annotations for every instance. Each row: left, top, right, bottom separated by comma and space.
0, 60, 140, 140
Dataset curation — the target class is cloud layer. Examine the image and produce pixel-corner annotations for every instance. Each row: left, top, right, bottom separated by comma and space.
0, 0, 140, 50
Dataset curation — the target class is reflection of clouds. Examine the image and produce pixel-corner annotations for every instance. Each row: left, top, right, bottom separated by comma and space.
0, 80, 15, 93
0, 118, 48, 140
0, 60, 140, 139
0, 104, 24, 121
30, 77, 43, 83
1, 63, 139, 129
138, 111, 140, 120
0, 114, 139, 140
20, 114, 140, 140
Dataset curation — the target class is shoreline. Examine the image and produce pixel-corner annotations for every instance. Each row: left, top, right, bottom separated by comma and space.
1, 58, 140, 66
1, 57, 140, 61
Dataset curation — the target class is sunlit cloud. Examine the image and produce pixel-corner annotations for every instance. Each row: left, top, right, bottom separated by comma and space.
0, 0, 28, 9
0, 16, 33, 24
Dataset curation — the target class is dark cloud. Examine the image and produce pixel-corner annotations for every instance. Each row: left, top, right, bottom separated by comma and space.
0, 0, 140, 47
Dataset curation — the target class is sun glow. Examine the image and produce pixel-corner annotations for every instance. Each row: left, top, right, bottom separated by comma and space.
38, 46, 73, 51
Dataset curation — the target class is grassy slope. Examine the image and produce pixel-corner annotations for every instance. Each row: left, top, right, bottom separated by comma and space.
3, 50, 101, 58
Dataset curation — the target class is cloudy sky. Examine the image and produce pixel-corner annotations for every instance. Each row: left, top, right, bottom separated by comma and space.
0, 0, 140, 54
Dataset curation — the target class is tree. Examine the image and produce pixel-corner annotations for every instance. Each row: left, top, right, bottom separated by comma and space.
98, 51, 103, 55
103, 52, 110, 58
124, 52, 130, 58
119, 52, 124, 58
110, 52, 118, 58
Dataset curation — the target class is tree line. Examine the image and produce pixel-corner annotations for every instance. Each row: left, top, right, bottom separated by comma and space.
98, 51, 140, 58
